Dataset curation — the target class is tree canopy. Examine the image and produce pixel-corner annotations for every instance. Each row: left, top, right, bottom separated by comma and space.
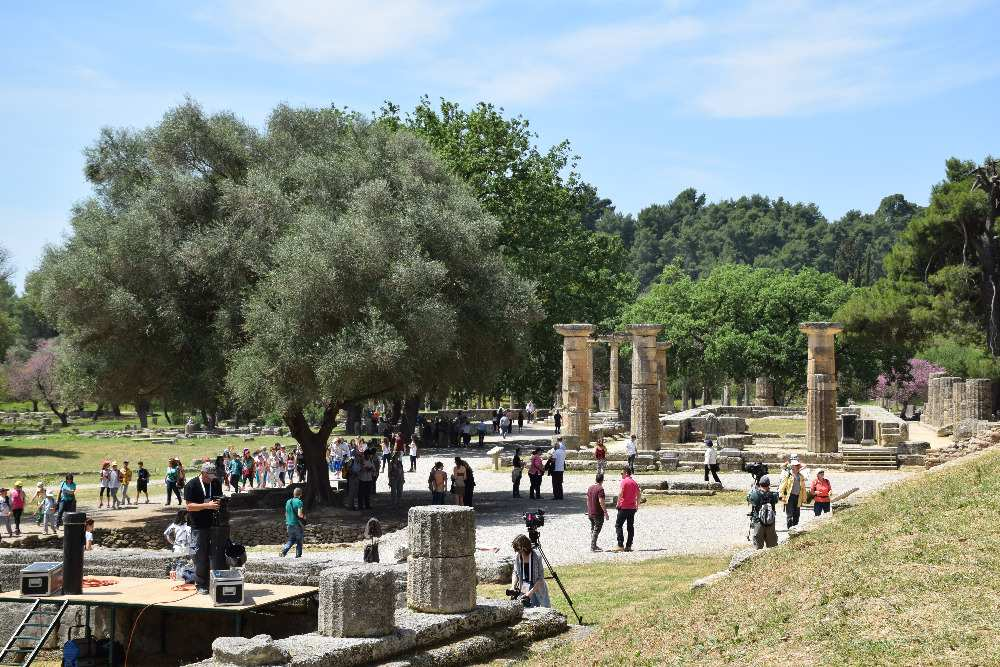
34, 100, 539, 504
621, 263, 854, 404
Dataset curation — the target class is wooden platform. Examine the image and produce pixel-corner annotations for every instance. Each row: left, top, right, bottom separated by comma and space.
0, 576, 317, 612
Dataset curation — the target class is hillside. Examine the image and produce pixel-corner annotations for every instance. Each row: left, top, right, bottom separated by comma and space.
534, 449, 1000, 666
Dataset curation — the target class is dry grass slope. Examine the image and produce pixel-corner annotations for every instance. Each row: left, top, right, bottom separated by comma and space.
531, 449, 1000, 666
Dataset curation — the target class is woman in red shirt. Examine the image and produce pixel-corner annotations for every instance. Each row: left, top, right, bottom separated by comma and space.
810, 470, 832, 515
594, 438, 607, 476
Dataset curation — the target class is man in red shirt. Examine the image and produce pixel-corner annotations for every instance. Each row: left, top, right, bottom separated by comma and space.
585, 474, 610, 552
612, 469, 641, 552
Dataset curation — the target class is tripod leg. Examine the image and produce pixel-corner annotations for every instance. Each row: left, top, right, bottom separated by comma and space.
534, 542, 583, 625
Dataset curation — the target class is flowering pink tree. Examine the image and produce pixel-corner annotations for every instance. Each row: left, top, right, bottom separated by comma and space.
2, 339, 69, 424
870, 358, 945, 416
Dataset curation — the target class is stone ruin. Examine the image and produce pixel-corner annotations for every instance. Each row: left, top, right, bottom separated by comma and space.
190, 505, 568, 666
923, 374, 994, 437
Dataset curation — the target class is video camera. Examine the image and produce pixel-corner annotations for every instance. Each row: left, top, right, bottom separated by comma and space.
742, 461, 769, 484
211, 495, 230, 527
522, 510, 545, 530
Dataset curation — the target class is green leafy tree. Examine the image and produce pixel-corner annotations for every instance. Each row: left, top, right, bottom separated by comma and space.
622, 264, 854, 404
227, 107, 539, 503
380, 98, 636, 402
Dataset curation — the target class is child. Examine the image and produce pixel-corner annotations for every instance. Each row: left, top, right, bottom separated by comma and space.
135, 461, 150, 504
0, 488, 12, 537
163, 509, 194, 577
41, 491, 58, 535
84, 519, 95, 550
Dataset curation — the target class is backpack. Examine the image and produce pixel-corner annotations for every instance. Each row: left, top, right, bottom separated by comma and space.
758, 501, 776, 527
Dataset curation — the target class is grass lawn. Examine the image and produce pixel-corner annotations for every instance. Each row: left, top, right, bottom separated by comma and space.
477, 555, 727, 630
0, 432, 302, 491
520, 449, 1000, 666
748, 417, 806, 436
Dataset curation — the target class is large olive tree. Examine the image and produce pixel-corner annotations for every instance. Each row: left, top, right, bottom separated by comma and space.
38, 100, 539, 504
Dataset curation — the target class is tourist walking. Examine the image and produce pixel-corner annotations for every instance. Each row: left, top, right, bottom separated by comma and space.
748, 475, 779, 549
594, 438, 607, 476
9, 482, 25, 536
281, 487, 306, 558
183, 462, 223, 594
381, 438, 392, 473
551, 439, 566, 500
108, 462, 121, 509
165, 458, 182, 505
98, 461, 110, 508
452, 457, 468, 506
358, 452, 375, 510
57, 474, 76, 527
0, 488, 12, 537
553, 410, 561, 434
120, 461, 133, 505
388, 454, 405, 507
625, 434, 637, 471
429, 462, 448, 504
499, 413, 510, 440
811, 470, 832, 515
409, 436, 418, 472
703, 439, 721, 483
779, 458, 807, 528
511, 447, 524, 497
517, 410, 524, 433
344, 454, 360, 511
510, 534, 551, 608
135, 461, 150, 503
586, 473, 610, 552
31, 482, 46, 527
40, 491, 57, 534
612, 468, 641, 552
528, 449, 544, 500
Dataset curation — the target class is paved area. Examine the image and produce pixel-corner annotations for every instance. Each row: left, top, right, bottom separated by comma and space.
337, 446, 915, 566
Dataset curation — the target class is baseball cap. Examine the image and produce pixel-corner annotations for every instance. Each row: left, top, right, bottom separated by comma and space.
201, 462, 217, 475
759, 475, 771, 486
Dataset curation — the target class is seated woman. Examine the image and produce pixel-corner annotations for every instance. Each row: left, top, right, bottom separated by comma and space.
510, 534, 550, 608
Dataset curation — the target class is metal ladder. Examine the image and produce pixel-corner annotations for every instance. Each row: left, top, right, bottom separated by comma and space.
0, 599, 69, 667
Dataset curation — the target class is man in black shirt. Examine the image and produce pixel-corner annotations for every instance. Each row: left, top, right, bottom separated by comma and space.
184, 462, 223, 594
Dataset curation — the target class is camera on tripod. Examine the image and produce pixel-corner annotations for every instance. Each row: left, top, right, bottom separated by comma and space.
522, 509, 545, 529
742, 461, 769, 484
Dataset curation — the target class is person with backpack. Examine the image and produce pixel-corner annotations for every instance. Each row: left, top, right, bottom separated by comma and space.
747, 475, 779, 549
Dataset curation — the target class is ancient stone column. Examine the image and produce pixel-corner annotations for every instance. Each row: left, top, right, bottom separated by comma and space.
937, 377, 960, 425
553, 324, 595, 450
966, 378, 992, 420
722, 384, 731, 406
407, 506, 476, 613
754, 376, 775, 406
925, 372, 945, 425
952, 380, 967, 424
608, 339, 621, 416
319, 564, 396, 637
628, 324, 663, 451
799, 322, 844, 453
656, 341, 671, 414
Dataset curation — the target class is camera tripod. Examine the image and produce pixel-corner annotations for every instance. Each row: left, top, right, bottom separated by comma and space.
527, 527, 583, 625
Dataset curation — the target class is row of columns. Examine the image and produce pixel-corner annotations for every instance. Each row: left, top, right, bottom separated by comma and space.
556, 321, 845, 454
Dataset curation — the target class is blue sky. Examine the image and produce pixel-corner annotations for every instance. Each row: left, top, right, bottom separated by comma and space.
2, 0, 999, 288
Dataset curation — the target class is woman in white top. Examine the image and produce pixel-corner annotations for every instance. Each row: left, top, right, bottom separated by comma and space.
703, 439, 721, 483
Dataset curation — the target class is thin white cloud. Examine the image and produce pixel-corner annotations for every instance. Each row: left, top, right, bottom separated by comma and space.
222, 0, 470, 64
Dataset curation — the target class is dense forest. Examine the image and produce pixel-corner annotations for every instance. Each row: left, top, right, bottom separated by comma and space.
589, 189, 921, 289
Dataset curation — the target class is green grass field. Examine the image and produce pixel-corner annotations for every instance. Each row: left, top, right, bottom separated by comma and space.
748, 417, 807, 436
504, 450, 1000, 666
0, 431, 302, 492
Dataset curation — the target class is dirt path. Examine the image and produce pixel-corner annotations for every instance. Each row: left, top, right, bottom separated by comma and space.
908, 421, 952, 449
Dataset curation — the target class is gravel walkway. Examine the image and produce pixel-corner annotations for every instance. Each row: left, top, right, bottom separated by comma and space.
333, 447, 914, 566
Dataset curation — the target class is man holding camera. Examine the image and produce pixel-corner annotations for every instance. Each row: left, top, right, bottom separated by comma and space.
747, 474, 779, 549
184, 461, 224, 594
